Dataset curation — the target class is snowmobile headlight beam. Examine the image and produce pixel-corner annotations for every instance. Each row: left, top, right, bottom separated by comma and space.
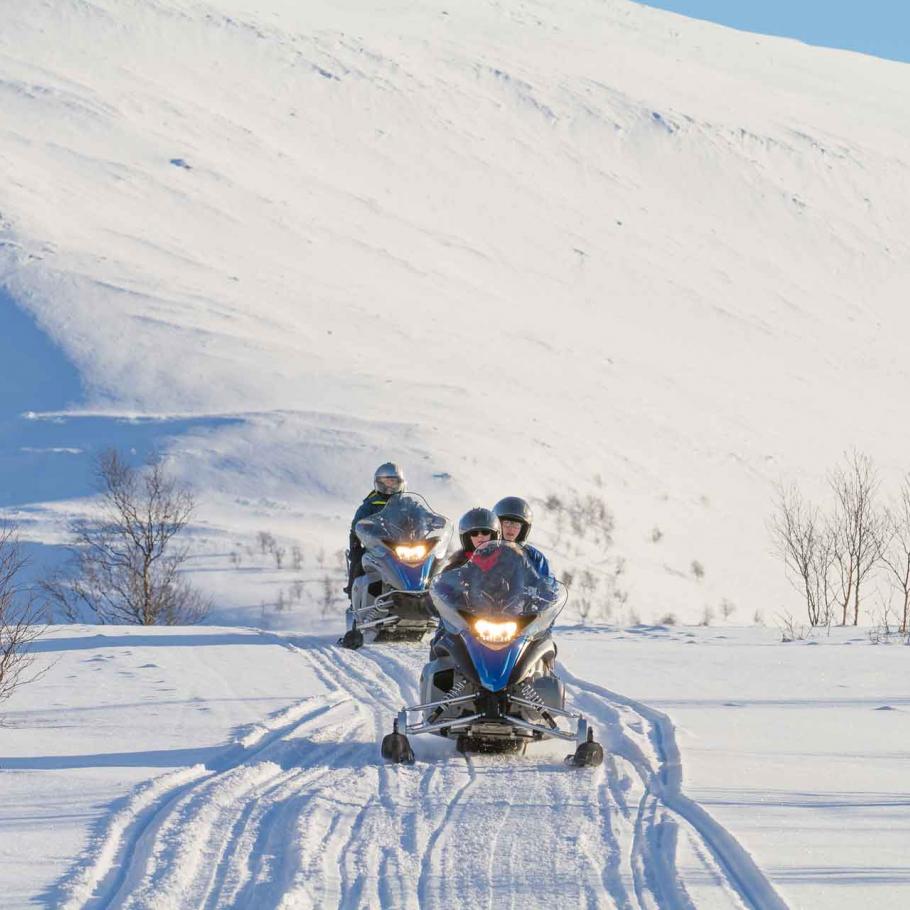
394, 543, 428, 564
473, 618, 519, 645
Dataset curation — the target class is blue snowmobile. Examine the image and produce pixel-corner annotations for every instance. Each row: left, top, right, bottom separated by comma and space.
381, 541, 604, 766
341, 492, 452, 649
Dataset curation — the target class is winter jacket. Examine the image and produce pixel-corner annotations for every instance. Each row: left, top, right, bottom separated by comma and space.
440, 549, 472, 574
523, 544, 552, 580
347, 491, 390, 588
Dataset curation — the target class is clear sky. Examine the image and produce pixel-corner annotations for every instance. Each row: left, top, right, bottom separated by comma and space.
634, 1, 910, 64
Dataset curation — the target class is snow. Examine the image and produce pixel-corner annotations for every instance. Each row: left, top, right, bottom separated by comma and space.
4, 625, 910, 908
2, 0, 910, 905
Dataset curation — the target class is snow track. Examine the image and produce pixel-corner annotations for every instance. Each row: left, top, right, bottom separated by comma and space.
57, 637, 787, 909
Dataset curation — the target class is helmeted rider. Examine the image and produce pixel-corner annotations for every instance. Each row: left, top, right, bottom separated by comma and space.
492, 496, 553, 579
442, 507, 502, 574
346, 462, 407, 602
428, 508, 501, 656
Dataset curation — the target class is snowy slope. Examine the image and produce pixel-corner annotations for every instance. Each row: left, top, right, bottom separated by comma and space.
3, 7, 910, 907
2, 0, 910, 623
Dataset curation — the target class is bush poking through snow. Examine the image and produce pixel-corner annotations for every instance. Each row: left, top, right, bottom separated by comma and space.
43, 450, 211, 625
778, 613, 810, 643
0, 526, 44, 704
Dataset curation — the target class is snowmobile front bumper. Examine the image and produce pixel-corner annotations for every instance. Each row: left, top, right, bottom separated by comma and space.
397, 695, 590, 744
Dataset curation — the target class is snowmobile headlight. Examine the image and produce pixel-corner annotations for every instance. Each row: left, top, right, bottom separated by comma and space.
395, 543, 428, 564
473, 618, 519, 645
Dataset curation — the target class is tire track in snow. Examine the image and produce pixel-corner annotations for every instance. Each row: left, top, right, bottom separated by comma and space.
58, 693, 352, 910
560, 666, 789, 910
119, 705, 363, 910
356, 644, 630, 910
285, 641, 429, 909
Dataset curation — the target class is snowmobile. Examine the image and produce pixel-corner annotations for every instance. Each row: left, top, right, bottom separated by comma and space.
381, 541, 604, 767
340, 492, 453, 649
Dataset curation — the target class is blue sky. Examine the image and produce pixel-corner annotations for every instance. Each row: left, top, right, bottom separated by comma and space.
635, 1, 910, 64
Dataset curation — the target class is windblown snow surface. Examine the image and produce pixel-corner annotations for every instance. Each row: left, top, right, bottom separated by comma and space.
2, 0, 910, 907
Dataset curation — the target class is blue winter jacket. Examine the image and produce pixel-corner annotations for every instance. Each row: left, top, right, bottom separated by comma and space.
523, 543, 552, 580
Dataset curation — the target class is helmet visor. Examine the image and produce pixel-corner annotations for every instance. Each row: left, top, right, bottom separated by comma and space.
376, 475, 405, 495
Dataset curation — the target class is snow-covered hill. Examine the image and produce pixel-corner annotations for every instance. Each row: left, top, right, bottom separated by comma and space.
2, 0, 910, 624
3, 4, 910, 907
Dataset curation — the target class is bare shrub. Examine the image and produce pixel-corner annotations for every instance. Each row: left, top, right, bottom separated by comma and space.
257, 531, 276, 556
866, 602, 899, 645
43, 450, 210, 625
828, 452, 886, 626
691, 560, 705, 581
778, 613, 810, 643
1, 528, 44, 704
543, 490, 615, 546
321, 574, 341, 617
574, 570, 598, 624
291, 579, 305, 602
698, 605, 714, 626
720, 598, 737, 621
774, 453, 888, 627
650, 527, 663, 543
771, 483, 833, 627
882, 476, 910, 633
658, 612, 677, 626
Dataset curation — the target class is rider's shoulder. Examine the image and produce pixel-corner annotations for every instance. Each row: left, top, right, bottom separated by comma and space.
353, 493, 387, 521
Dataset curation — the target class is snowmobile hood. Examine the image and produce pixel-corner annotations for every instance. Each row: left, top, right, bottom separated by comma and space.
462, 632, 527, 693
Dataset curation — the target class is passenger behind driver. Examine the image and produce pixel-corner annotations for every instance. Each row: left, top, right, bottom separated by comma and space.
492, 496, 553, 579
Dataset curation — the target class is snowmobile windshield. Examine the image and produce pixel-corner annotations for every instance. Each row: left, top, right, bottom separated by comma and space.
430, 541, 561, 620
356, 492, 451, 554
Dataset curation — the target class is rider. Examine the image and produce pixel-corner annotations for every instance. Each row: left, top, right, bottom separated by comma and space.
346, 462, 406, 604
442, 507, 501, 574
492, 496, 553, 579
427, 508, 500, 658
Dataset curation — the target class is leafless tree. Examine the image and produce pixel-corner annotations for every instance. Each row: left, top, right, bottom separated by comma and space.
290, 544, 303, 572
273, 545, 286, 570
256, 531, 276, 556
321, 573, 339, 617
771, 483, 832, 626
43, 450, 210, 625
828, 452, 886, 625
882, 476, 910, 633
1, 527, 44, 704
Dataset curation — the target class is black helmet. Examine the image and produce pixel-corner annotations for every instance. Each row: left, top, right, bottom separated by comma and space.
492, 496, 533, 544
373, 462, 406, 495
457, 507, 501, 552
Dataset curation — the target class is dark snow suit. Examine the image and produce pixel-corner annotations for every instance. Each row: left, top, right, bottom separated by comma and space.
346, 491, 390, 594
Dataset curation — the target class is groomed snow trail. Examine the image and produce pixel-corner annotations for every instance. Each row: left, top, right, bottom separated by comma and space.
59, 637, 787, 909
